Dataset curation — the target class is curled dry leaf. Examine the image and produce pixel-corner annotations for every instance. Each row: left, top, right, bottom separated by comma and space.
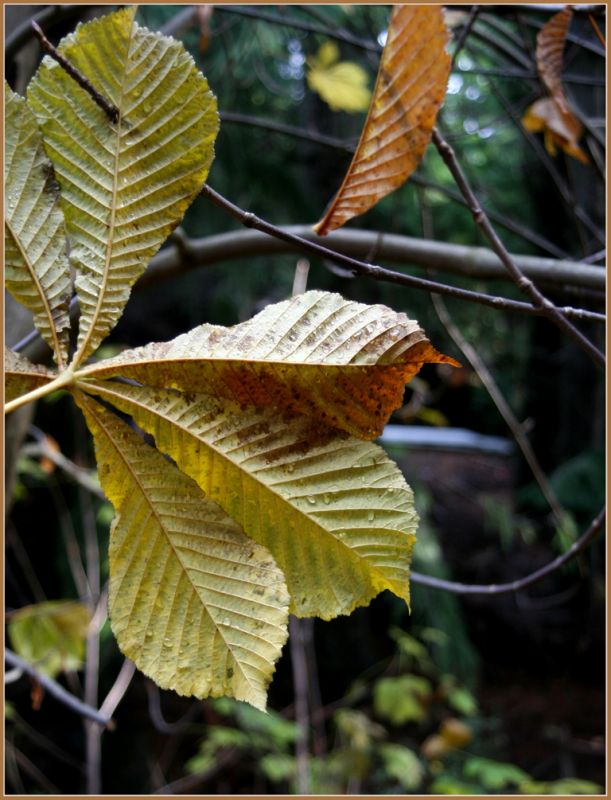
522, 97, 589, 164
79, 290, 460, 440
313, 7, 451, 235
536, 6, 573, 115
525, 7, 589, 164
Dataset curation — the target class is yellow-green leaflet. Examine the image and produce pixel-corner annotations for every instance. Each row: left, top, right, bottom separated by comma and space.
77, 392, 289, 710
27, 7, 219, 367
80, 381, 418, 620
79, 290, 459, 440
5, 84, 72, 367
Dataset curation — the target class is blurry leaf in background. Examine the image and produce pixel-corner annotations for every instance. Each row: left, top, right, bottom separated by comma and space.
522, 97, 589, 163
335, 708, 386, 749
421, 717, 473, 760
462, 755, 531, 791
374, 674, 433, 725
313, 6, 451, 235
306, 40, 371, 113
378, 743, 425, 790
8, 600, 91, 678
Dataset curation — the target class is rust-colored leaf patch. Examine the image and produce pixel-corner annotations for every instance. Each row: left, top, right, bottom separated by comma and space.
313, 7, 451, 235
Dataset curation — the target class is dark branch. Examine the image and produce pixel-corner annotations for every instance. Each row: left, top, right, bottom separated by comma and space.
200, 185, 604, 323
5, 649, 114, 728
31, 20, 119, 124
411, 507, 605, 595
431, 129, 605, 370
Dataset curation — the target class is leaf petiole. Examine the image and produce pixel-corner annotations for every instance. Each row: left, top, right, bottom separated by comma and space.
4, 368, 76, 414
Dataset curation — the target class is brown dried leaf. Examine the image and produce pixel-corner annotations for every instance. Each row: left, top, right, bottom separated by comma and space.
522, 97, 589, 164
79, 291, 459, 440
537, 7, 573, 115
313, 7, 451, 236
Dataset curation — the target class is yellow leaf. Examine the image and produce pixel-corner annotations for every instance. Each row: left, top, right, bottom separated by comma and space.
8, 600, 91, 678
4, 84, 72, 368
27, 8, 220, 368
79, 290, 459, 441
307, 41, 371, 113
78, 381, 418, 621
76, 392, 289, 710
313, 7, 451, 235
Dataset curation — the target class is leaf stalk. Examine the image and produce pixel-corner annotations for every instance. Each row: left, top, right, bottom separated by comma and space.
4, 367, 75, 415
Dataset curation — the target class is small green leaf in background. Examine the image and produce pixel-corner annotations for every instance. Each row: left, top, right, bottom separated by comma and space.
378, 743, 425, 790
307, 41, 371, 113
8, 600, 91, 678
260, 753, 296, 783
374, 674, 432, 725
462, 755, 531, 791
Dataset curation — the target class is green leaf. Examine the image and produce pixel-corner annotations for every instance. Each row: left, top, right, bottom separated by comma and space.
462, 756, 531, 790
79, 380, 418, 620
4, 84, 72, 368
260, 753, 296, 783
4, 348, 55, 403
79, 290, 459, 440
373, 674, 432, 725
378, 743, 425, 790
8, 600, 91, 678
27, 7, 219, 367
76, 392, 289, 710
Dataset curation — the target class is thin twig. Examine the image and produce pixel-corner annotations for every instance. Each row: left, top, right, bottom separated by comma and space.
431, 129, 605, 369
451, 6, 481, 69
98, 659, 136, 720
215, 4, 380, 53
430, 292, 566, 525
31, 20, 119, 123
4, 649, 113, 728
411, 506, 604, 595
199, 186, 604, 324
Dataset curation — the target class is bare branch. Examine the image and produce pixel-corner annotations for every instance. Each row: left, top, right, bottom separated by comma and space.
199, 186, 605, 325
431, 129, 605, 369
411, 507, 605, 595
4, 649, 113, 728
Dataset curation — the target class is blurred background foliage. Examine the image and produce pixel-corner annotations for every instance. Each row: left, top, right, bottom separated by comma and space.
5, 3, 605, 794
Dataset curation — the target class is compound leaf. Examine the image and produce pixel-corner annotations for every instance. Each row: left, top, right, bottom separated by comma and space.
79, 290, 459, 440
27, 7, 219, 367
78, 381, 418, 620
314, 7, 451, 235
5, 84, 72, 368
4, 348, 55, 403
77, 392, 289, 710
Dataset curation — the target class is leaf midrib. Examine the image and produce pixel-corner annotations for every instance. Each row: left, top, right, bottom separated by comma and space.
71, 15, 134, 369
